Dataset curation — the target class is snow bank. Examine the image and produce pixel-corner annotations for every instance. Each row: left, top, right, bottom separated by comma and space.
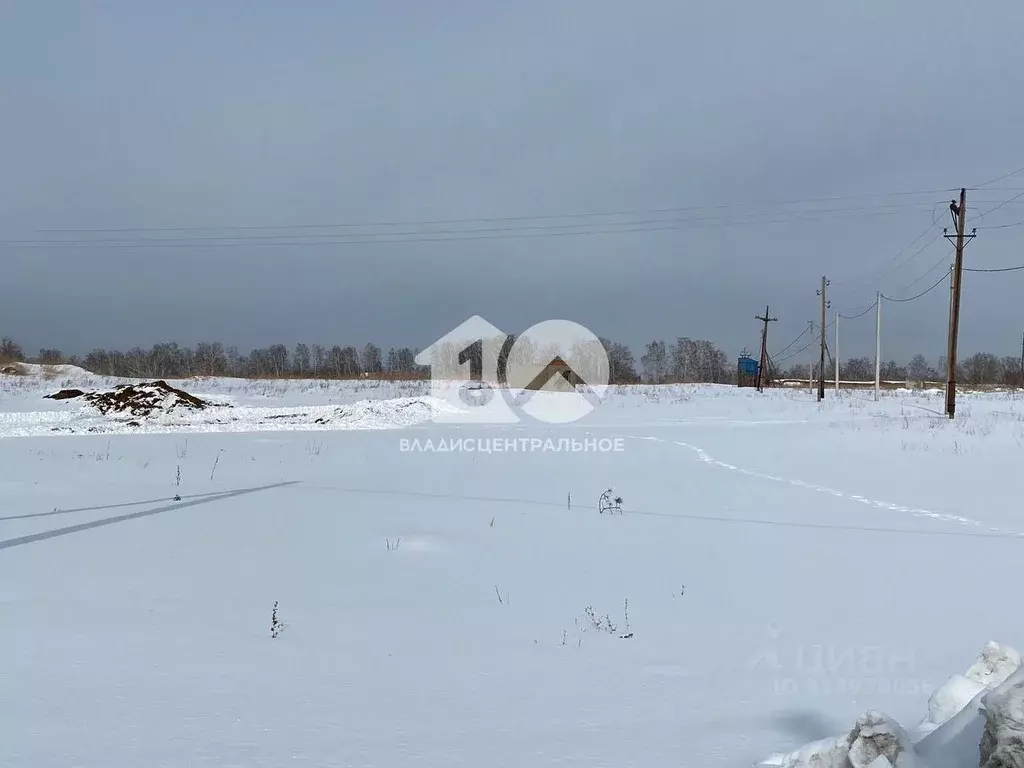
0, 362, 93, 378
760, 711, 915, 768
760, 643, 1023, 768
0, 395, 461, 436
915, 643, 1022, 738
980, 667, 1024, 767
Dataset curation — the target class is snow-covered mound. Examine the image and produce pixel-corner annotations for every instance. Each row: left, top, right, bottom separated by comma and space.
46, 380, 215, 417
761, 643, 1024, 768
0, 393, 460, 436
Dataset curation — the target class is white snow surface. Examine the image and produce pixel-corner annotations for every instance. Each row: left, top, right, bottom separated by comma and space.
3, 368, 1024, 767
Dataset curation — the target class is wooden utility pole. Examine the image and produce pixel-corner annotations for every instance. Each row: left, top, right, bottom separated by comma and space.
944, 188, 975, 419
755, 305, 777, 392
816, 276, 830, 401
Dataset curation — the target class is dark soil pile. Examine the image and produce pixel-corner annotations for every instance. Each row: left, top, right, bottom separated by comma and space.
46, 388, 85, 400
46, 380, 214, 417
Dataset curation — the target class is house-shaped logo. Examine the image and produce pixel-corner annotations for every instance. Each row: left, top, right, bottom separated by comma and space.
415, 315, 518, 423
416, 316, 610, 424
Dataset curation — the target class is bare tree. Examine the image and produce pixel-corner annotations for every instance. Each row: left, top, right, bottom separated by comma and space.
842, 357, 872, 381
960, 353, 1003, 387
0, 337, 24, 364
310, 345, 326, 377
292, 343, 311, 377
36, 348, 65, 365
361, 343, 383, 375
640, 341, 668, 383
907, 354, 936, 383
194, 342, 227, 377
267, 344, 289, 378
600, 337, 638, 383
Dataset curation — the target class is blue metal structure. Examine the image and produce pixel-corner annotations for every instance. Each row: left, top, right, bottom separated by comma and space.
737, 356, 759, 387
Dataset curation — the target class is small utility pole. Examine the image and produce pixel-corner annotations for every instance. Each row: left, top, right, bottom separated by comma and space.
834, 311, 840, 393
807, 321, 815, 394
816, 276, 830, 401
755, 305, 777, 392
1019, 331, 1024, 389
874, 291, 882, 402
944, 188, 975, 419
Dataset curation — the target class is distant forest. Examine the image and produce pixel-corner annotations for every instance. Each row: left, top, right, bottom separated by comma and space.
1, 335, 1021, 387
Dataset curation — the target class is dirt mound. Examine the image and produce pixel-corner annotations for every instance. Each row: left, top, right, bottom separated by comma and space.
47, 388, 86, 400
45, 380, 215, 417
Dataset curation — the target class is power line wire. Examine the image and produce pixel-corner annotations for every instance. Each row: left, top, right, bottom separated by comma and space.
32, 188, 960, 235
3, 202, 943, 246
771, 325, 813, 358
1, 205, 949, 250
979, 218, 1024, 230
972, 163, 1024, 190
772, 337, 818, 365
772, 320, 834, 365
882, 267, 952, 303
976, 189, 1024, 218
838, 301, 878, 320
830, 220, 944, 294
964, 264, 1024, 273
895, 251, 953, 293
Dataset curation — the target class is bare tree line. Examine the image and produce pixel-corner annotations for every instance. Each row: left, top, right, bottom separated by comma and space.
776, 352, 1024, 388
1, 334, 1021, 387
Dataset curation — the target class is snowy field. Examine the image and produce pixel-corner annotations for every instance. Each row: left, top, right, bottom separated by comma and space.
3, 366, 1024, 767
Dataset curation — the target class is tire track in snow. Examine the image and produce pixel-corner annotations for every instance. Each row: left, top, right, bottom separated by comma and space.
0, 481, 300, 550
621, 434, 1024, 537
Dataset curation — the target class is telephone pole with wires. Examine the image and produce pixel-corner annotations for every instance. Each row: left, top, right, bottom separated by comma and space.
943, 188, 976, 419
754, 306, 777, 392
816, 276, 830, 401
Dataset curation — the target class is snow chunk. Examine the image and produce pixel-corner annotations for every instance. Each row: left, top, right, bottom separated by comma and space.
980, 667, 1024, 767
915, 643, 1022, 738
916, 675, 989, 738
759, 712, 914, 768
758, 734, 851, 768
967, 642, 1023, 689
847, 711, 915, 768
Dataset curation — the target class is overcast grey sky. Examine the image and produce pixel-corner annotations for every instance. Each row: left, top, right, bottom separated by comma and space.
2, 1, 1023, 364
